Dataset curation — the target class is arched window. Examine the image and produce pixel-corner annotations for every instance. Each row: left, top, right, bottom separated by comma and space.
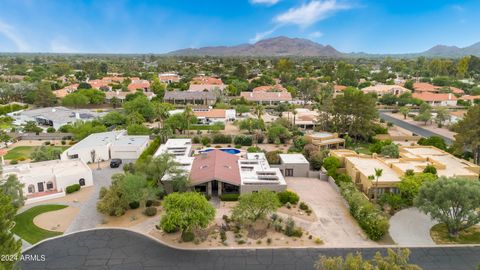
79, 178, 85, 186
46, 181, 54, 190
28, 184, 35, 193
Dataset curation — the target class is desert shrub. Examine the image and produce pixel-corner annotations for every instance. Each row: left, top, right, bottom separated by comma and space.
46, 127, 56, 133
18, 157, 26, 161
9, 159, 18, 165
66, 184, 81, 194
247, 146, 262, 153
235, 145, 242, 149
265, 150, 282, 164
181, 231, 195, 242
192, 136, 201, 144
44, 141, 51, 145
212, 134, 232, 144
129, 201, 140, 209
220, 230, 227, 242
234, 135, 253, 146
201, 136, 211, 146
267, 238, 272, 244
99, 187, 108, 199
299, 202, 309, 211
61, 140, 66, 145
220, 194, 239, 201
284, 217, 302, 237
144, 206, 157, 216
277, 190, 300, 205
145, 200, 153, 207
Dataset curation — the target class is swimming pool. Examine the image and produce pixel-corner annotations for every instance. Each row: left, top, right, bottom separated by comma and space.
199, 148, 241, 155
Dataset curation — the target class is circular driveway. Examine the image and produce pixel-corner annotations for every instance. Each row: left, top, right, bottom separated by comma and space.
20, 229, 480, 270
389, 208, 436, 246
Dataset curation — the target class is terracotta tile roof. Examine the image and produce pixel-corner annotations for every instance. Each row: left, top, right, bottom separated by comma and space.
459, 95, 480, 101
88, 80, 110, 89
240, 91, 292, 102
53, 84, 79, 98
158, 73, 180, 83
194, 109, 226, 118
188, 84, 227, 92
191, 76, 223, 85
190, 150, 241, 186
412, 92, 457, 101
128, 79, 150, 91
252, 84, 287, 92
413, 82, 464, 94
164, 90, 216, 100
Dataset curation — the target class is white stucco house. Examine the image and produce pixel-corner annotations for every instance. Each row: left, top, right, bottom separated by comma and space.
2, 159, 93, 204
61, 131, 150, 163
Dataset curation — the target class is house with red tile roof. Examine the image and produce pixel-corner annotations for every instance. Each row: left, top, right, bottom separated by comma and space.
127, 79, 150, 92
156, 139, 288, 196
191, 76, 223, 85
53, 84, 79, 98
412, 82, 465, 95
252, 84, 287, 92
412, 92, 457, 106
459, 95, 480, 104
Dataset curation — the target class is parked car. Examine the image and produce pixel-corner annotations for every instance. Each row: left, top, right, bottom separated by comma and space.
110, 159, 122, 168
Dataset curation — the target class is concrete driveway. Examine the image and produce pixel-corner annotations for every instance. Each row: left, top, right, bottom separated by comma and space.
285, 177, 374, 246
389, 207, 436, 246
65, 164, 124, 233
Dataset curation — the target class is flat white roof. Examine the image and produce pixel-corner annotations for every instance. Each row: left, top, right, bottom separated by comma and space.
3, 159, 91, 179
346, 156, 400, 182
68, 131, 124, 151
239, 153, 286, 185
279, 154, 309, 164
154, 139, 192, 158
112, 135, 149, 147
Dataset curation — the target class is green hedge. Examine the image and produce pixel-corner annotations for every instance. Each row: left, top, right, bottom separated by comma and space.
0, 103, 27, 115
220, 194, 240, 201
65, 184, 80, 194
136, 136, 161, 165
337, 179, 389, 241
189, 124, 225, 130
277, 190, 299, 205
234, 135, 252, 146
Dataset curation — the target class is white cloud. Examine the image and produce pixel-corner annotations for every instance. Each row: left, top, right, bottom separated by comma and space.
249, 26, 278, 43
250, 0, 280, 5
308, 31, 323, 39
275, 0, 349, 28
0, 20, 30, 52
50, 38, 77, 53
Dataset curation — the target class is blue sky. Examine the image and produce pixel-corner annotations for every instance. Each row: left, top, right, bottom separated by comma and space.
0, 0, 479, 54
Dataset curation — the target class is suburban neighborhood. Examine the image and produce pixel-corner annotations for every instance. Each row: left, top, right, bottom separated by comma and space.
1, 1, 480, 270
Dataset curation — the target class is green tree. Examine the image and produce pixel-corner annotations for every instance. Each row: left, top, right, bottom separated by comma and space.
34, 82, 56, 107
0, 131, 11, 148
127, 124, 151, 135
151, 77, 166, 98
126, 111, 145, 125
30, 146, 63, 162
397, 173, 437, 206
141, 153, 180, 187
153, 102, 174, 129
236, 105, 249, 116
69, 121, 107, 140
96, 173, 130, 216
414, 110, 432, 125
423, 164, 437, 175
254, 104, 264, 119
231, 190, 280, 224
417, 136, 447, 151
453, 105, 480, 164
414, 177, 480, 237
77, 88, 106, 104
124, 95, 155, 121
62, 92, 89, 108
171, 174, 190, 192
23, 121, 42, 133
434, 107, 450, 128
380, 143, 399, 158
399, 106, 410, 119
0, 174, 25, 209
119, 173, 158, 207
315, 248, 421, 270
238, 118, 264, 134
267, 123, 291, 144
101, 111, 127, 127
160, 192, 215, 240
0, 193, 22, 270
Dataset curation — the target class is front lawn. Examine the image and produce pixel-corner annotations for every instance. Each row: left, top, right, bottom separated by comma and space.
430, 224, 480, 244
4, 146, 69, 160
12, 204, 68, 244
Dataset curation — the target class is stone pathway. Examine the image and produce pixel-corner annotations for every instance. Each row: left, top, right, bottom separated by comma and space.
389, 208, 436, 246
20, 229, 480, 270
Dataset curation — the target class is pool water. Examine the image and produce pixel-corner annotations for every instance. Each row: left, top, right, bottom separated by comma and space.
199, 148, 241, 155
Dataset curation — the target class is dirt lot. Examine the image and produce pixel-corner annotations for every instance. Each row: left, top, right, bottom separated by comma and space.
33, 206, 80, 232
285, 177, 375, 246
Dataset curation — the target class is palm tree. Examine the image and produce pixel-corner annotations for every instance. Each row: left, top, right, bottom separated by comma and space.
373, 168, 383, 201
292, 109, 298, 126
254, 104, 264, 120
183, 105, 195, 136
153, 102, 170, 129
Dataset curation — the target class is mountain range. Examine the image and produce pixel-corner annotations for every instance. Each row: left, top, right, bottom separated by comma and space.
167, 36, 480, 58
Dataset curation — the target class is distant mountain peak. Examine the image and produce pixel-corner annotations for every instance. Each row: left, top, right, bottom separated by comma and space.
167, 36, 342, 57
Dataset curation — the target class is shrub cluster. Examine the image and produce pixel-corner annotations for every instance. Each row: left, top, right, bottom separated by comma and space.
233, 135, 252, 146
277, 190, 299, 205
338, 179, 389, 240
220, 194, 240, 201
66, 184, 81, 194
0, 103, 27, 115
144, 206, 157, 216
212, 134, 232, 144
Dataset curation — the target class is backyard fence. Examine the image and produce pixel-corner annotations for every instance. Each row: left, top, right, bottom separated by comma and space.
8, 132, 74, 141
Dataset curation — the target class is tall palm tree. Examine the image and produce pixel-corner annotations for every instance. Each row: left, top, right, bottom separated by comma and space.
254, 104, 264, 120
183, 105, 195, 136
374, 168, 383, 202
153, 102, 170, 129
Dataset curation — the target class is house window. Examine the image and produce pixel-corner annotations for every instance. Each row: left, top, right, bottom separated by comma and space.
79, 178, 85, 186
285, 169, 294, 177
28, 184, 35, 193
46, 181, 54, 190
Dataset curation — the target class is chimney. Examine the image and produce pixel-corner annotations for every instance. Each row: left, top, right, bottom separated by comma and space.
75, 112, 80, 119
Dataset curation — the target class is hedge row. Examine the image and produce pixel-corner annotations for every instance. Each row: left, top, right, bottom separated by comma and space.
66, 184, 81, 194
136, 136, 161, 165
337, 179, 389, 241
189, 124, 225, 130
220, 194, 240, 201
193, 134, 253, 146
0, 103, 27, 115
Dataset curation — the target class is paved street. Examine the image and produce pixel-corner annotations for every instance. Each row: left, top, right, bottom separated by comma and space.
65, 165, 124, 234
20, 229, 480, 270
389, 208, 437, 246
378, 112, 453, 145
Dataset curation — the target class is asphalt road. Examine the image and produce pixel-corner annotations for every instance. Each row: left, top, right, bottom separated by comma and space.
19, 229, 480, 270
378, 112, 454, 145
